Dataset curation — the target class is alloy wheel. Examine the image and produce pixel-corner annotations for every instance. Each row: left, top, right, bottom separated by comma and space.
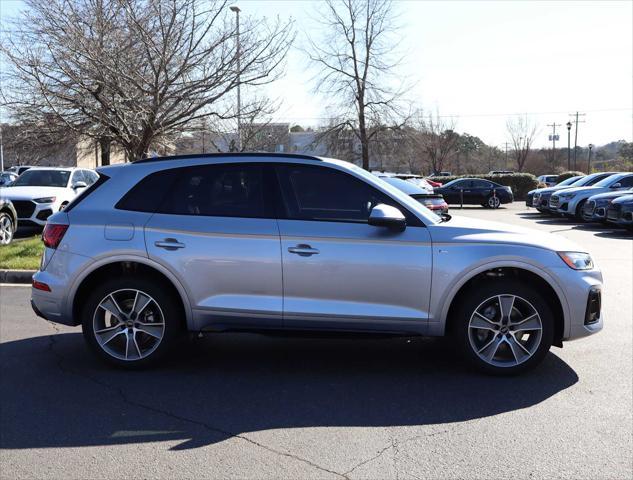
488, 196, 501, 209
468, 294, 543, 368
0, 214, 14, 245
92, 289, 165, 361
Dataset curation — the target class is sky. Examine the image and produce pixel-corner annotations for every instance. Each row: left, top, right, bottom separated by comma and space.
1, 0, 632, 148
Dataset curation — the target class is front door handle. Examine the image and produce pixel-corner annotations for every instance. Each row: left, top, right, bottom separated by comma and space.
288, 244, 320, 257
154, 238, 185, 250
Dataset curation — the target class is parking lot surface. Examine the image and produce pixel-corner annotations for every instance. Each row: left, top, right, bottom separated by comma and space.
1, 203, 631, 480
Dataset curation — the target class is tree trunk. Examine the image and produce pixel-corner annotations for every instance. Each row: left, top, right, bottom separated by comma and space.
358, 107, 369, 170
99, 137, 111, 166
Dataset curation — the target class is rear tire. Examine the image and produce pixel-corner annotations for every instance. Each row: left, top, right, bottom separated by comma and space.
452, 279, 554, 375
81, 276, 182, 368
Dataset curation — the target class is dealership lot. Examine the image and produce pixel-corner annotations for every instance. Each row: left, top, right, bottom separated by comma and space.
0, 203, 631, 480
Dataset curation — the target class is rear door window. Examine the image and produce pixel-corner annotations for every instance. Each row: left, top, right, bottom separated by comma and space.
117, 163, 274, 218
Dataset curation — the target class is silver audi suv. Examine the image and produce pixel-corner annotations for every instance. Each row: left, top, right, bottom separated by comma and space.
31, 154, 603, 374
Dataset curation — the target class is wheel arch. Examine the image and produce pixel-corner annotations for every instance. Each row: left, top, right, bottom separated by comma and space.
440, 262, 568, 347
68, 256, 192, 329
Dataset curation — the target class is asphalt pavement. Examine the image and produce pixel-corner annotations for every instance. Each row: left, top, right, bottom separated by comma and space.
1, 203, 631, 479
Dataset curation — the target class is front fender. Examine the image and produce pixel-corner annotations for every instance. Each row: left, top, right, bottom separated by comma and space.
429, 253, 571, 338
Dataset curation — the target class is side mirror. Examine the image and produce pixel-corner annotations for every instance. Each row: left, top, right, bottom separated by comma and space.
368, 204, 406, 232
73, 181, 88, 190
610, 183, 622, 189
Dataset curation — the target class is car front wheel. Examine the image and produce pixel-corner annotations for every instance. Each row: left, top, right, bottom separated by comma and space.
487, 195, 501, 209
81, 276, 182, 368
0, 212, 14, 245
454, 279, 554, 375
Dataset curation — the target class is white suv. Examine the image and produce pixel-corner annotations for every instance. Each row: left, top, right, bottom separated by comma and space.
0, 167, 98, 226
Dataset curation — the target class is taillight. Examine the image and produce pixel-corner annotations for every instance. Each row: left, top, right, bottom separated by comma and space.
42, 224, 69, 249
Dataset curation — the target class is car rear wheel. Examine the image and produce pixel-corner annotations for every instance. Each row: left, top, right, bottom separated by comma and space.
81, 276, 182, 368
453, 279, 554, 375
0, 212, 14, 245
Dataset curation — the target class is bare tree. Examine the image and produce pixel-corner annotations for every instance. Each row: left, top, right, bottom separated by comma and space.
403, 110, 459, 175
507, 116, 538, 172
1, 0, 294, 161
306, 0, 408, 170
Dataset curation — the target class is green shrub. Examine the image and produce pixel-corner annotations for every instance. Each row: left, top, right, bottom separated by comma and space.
556, 171, 585, 182
428, 173, 539, 200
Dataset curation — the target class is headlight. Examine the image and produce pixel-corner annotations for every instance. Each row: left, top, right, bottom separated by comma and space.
33, 197, 56, 203
560, 192, 576, 199
558, 251, 594, 270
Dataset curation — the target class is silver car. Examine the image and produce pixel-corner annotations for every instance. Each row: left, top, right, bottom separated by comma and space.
31, 154, 603, 375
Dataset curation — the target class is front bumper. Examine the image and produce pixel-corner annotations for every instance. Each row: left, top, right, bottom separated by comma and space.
606, 204, 633, 227
13, 199, 56, 226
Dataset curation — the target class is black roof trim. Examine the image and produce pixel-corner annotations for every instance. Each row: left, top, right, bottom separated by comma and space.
132, 152, 322, 164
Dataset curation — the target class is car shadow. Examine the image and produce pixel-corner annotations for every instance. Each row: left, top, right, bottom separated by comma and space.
0, 332, 578, 451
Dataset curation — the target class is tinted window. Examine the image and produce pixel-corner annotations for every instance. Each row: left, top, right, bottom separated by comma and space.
471, 180, 493, 188
618, 175, 633, 188
71, 170, 85, 185
587, 174, 615, 187
118, 164, 272, 218
277, 164, 410, 223
12, 169, 71, 187
445, 179, 469, 188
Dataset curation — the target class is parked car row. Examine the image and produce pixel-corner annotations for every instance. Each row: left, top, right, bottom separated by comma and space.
0, 166, 99, 243
527, 171, 633, 230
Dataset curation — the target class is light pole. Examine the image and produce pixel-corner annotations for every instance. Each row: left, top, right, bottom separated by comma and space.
0, 126, 4, 172
587, 144, 594, 174
230, 5, 242, 152
566, 121, 572, 171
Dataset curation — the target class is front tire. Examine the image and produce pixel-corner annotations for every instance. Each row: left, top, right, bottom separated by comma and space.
81, 276, 182, 368
487, 195, 501, 209
575, 200, 587, 221
0, 212, 14, 245
453, 279, 554, 375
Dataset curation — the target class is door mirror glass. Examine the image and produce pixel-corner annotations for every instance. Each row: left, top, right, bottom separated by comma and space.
610, 183, 622, 189
368, 204, 406, 231
73, 181, 88, 189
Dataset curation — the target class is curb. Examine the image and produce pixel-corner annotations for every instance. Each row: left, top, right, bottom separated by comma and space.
0, 270, 36, 284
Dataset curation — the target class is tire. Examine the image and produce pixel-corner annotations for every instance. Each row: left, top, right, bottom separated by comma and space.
486, 195, 501, 209
0, 212, 14, 245
575, 200, 587, 221
453, 279, 554, 375
81, 276, 183, 368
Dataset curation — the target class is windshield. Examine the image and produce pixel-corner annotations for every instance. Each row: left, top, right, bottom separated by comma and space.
558, 176, 583, 186
593, 174, 623, 188
12, 169, 71, 188
574, 173, 610, 187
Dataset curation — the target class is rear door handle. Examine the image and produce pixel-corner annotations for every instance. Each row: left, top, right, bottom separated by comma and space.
154, 238, 185, 250
288, 244, 320, 256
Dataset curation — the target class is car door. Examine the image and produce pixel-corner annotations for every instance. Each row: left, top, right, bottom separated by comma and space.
446, 179, 469, 204
470, 180, 493, 203
143, 162, 283, 330
275, 163, 433, 334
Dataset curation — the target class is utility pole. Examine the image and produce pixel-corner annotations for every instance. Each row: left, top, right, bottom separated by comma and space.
587, 144, 594, 174
569, 112, 586, 171
547, 122, 561, 165
566, 121, 572, 170
230, 5, 242, 152
502, 142, 511, 169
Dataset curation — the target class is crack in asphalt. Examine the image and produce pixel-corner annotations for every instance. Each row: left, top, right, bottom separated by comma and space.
342, 428, 454, 478
45, 332, 347, 479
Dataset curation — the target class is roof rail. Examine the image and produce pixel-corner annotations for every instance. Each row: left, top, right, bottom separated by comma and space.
132, 152, 322, 164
